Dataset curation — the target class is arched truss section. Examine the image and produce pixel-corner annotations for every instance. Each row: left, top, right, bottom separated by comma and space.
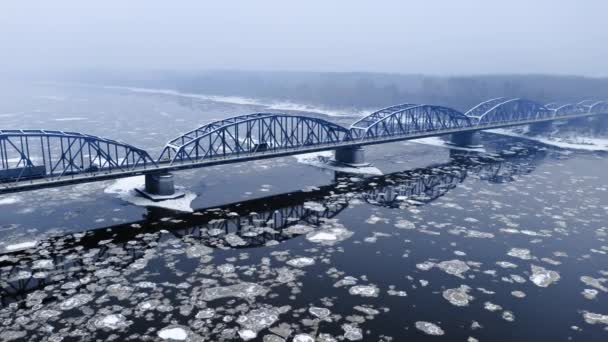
545, 103, 562, 110
159, 113, 351, 164
577, 99, 597, 107
465, 97, 511, 116
553, 103, 589, 117
589, 101, 608, 114
350, 103, 418, 130
471, 99, 552, 126
351, 105, 472, 139
0, 130, 156, 182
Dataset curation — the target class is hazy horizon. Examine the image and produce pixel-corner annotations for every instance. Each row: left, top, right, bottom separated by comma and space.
1, 0, 607, 77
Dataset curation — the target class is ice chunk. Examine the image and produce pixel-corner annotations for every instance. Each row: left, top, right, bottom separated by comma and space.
158, 326, 189, 340
415, 321, 445, 335
201, 283, 268, 301
349, 285, 379, 297
286, 257, 315, 268
443, 285, 474, 306
529, 265, 560, 287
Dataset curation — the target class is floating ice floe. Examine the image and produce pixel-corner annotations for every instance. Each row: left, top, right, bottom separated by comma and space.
201, 282, 269, 301
582, 289, 599, 300
306, 227, 353, 245
582, 311, 608, 325
237, 306, 281, 340
395, 219, 415, 229
342, 323, 363, 340
104, 176, 197, 212
4, 240, 38, 252
309, 307, 331, 320
529, 265, 560, 287
507, 248, 533, 260
436, 260, 471, 278
293, 334, 315, 342
0, 196, 20, 205
410, 137, 486, 153
415, 321, 445, 335
287, 257, 315, 268
349, 285, 379, 297
580, 276, 608, 292
158, 326, 189, 340
443, 285, 474, 306
91, 314, 131, 330
59, 293, 94, 311
294, 152, 383, 175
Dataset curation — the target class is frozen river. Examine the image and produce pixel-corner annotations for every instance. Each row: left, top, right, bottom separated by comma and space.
0, 83, 607, 341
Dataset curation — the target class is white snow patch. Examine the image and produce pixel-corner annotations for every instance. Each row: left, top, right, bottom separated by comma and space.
0, 196, 20, 205
488, 129, 608, 151
158, 326, 188, 340
294, 152, 382, 175
104, 176, 196, 212
5, 241, 38, 251
410, 137, 486, 152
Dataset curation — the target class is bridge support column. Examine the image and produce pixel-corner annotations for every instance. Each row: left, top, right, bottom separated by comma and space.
334, 146, 368, 166
449, 132, 478, 147
136, 173, 185, 201
529, 121, 553, 134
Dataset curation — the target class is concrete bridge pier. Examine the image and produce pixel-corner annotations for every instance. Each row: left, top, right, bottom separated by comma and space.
449, 131, 479, 147
528, 121, 553, 134
334, 146, 369, 166
136, 173, 185, 201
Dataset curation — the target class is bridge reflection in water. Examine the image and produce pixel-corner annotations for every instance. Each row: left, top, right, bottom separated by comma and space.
0, 146, 546, 307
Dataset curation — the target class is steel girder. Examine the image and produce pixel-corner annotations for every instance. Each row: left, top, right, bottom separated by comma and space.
470, 99, 552, 126
589, 101, 608, 114
351, 105, 472, 139
553, 104, 589, 117
350, 103, 418, 130
465, 97, 511, 116
577, 99, 597, 106
0, 130, 156, 182
160, 113, 350, 164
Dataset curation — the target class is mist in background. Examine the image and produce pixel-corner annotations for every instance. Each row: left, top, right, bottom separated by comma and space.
1, 0, 607, 110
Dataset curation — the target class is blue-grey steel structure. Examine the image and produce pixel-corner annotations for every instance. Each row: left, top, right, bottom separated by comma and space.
1, 97, 607, 194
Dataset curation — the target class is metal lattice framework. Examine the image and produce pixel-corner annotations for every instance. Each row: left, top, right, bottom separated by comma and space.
465, 97, 511, 116
589, 101, 608, 113
544, 103, 562, 110
553, 103, 589, 117
159, 113, 350, 164
350, 103, 418, 129
577, 99, 597, 106
350, 105, 472, 139
0, 130, 155, 182
469, 98, 553, 126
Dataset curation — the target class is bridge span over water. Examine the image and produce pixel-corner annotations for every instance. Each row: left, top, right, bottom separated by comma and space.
0, 97, 606, 196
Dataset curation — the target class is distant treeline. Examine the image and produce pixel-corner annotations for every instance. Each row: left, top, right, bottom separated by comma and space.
76, 69, 608, 112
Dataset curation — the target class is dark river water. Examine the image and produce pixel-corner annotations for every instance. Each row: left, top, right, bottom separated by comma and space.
0, 83, 607, 341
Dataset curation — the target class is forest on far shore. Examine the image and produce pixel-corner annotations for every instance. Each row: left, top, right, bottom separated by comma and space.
73, 69, 608, 112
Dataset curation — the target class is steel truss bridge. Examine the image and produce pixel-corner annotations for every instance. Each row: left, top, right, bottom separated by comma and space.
0, 147, 542, 304
0, 97, 606, 194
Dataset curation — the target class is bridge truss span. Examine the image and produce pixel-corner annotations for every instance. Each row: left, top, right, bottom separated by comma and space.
0, 130, 156, 183
159, 113, 351, 164
351, 105, 472, 139
469, 98, 553, 126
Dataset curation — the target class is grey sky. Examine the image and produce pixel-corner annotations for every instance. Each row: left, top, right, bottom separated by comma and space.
1, 0, 607, 76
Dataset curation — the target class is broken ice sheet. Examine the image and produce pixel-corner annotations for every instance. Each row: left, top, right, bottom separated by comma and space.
443, 285, 474, 306
415, 321, 445, 335
529, 265, 560, 287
